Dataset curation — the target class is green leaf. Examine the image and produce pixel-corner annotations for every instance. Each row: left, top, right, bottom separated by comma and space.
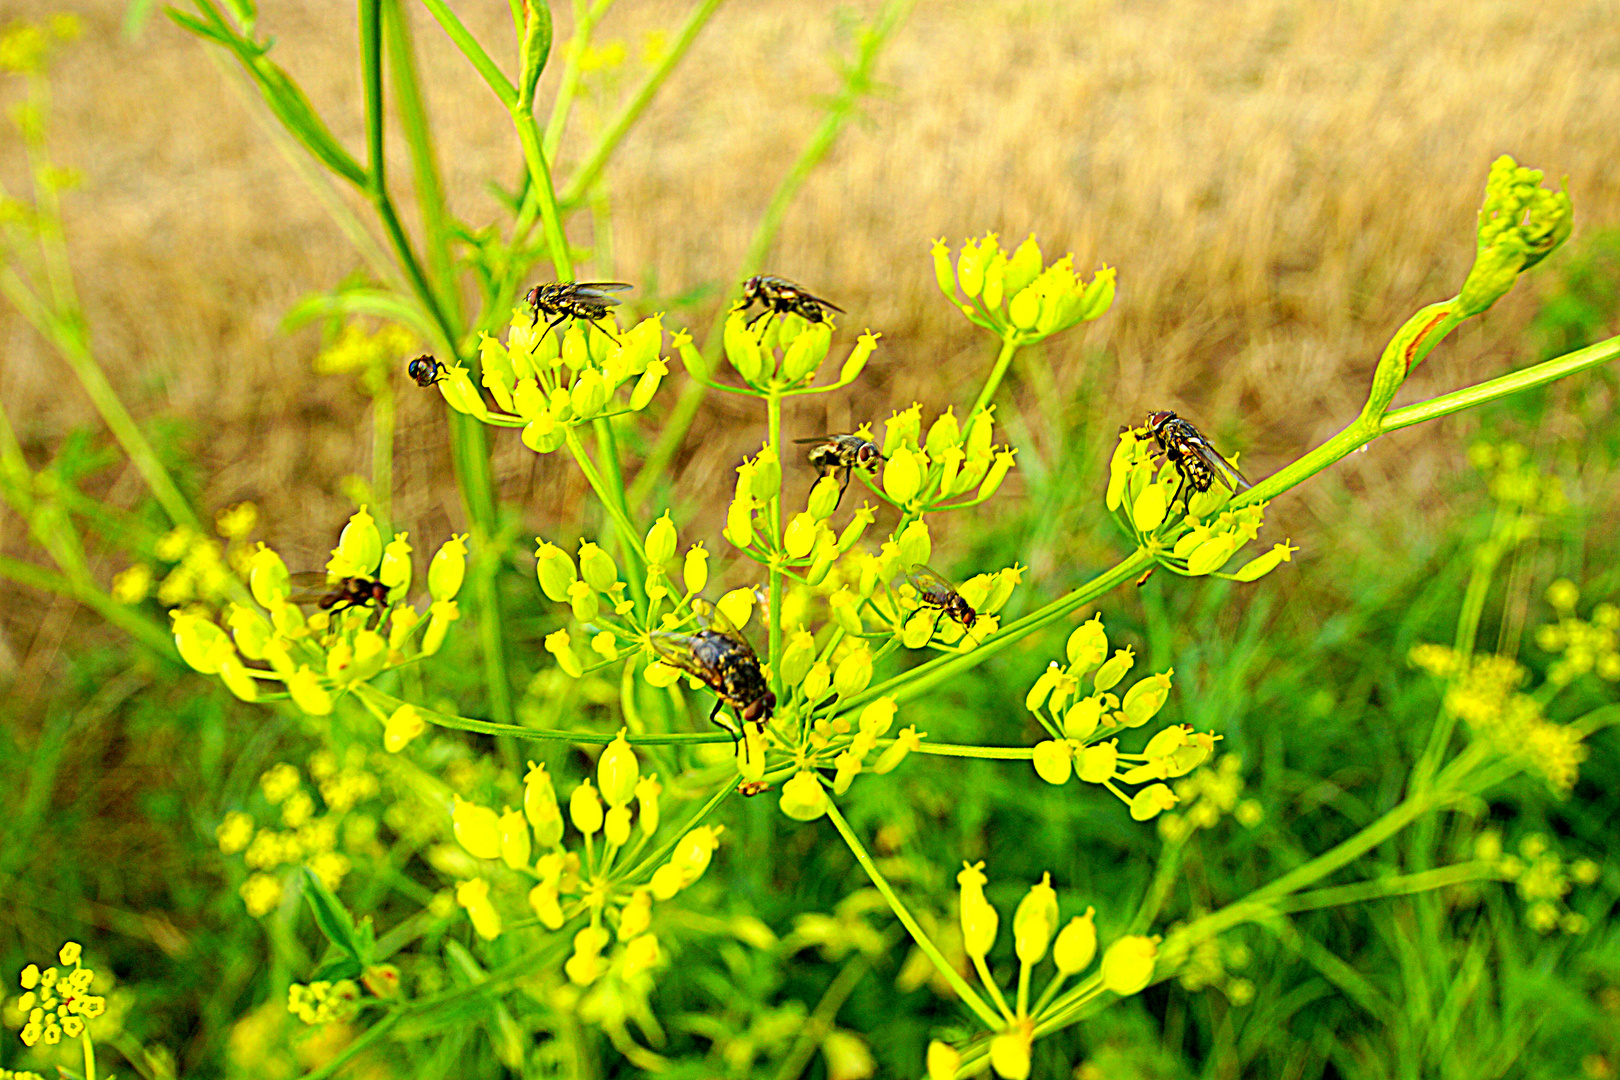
301, 866, 364, 963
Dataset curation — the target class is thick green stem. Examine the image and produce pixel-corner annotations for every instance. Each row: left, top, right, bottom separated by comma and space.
971, 337, 1020, 416
823, 799, 1003, 1029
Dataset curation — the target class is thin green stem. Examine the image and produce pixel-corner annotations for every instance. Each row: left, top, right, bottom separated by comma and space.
822, 799, 1003, 1030
1382, 332, 1620, 432
770, 956, 870, 1080
971, 952, 1016, 1024
542, 0, 610, 160
416, 0, 517, 108
616, 780, 734, 883
1272, 861, 1503, 915
971, 337, 1020, 416
81, 1031, 96, 1080
559, 0, 728, 206
627, 0, 916, 509
383, 0, 456, 311
767, 389, 785, 694
566, 428, 649, 563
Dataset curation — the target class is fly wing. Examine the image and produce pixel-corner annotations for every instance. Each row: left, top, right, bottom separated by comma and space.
649, 632, 723, 691
1182, 432, 1253, 491
571, 283, 633, 305
797, 289, 845, 314
906, 565, 956, 595
285, 571, 340, 605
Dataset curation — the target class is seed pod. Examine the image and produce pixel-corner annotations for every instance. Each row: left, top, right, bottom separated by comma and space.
1101, 935, 1159, 996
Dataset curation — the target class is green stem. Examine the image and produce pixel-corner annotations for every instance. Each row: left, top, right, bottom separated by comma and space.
837, 548, 1154, 716
616, 778, 734, 883
767, 389, 785, 694
81, 1031, 96, 1080
1271, 861, 1503, 915
770, 956, 870, 1080
300, 1013, 401, 1080
971, 337, 1020, 416
416, 0, 517, 107
1382, 332, 1620, 432
822, 799, 1003, 1030
382, 0, 456, 311
626, 0, 916, 509
907, 742, 1033, 760
566, 428, 649, 563
559, 0, 728, 206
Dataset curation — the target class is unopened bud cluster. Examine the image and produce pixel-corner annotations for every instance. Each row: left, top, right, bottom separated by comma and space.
1107, 427, 1296, 581
934, 862, 1157, 1078
695, 308, 876, 395
448, 733, 717, 988
169, 506, 467, 717
1473, 830, 1600, 936
432, 309, 670, 452
1025, 614, 1220, 822
933, 232, 1115, 344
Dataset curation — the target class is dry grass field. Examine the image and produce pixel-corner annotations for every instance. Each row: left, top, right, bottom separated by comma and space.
3, 0, 1619, 671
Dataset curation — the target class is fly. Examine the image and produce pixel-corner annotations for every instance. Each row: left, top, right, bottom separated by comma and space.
1140, 410, 1251, 499
736, 275, 844, 328
905, 565, 977, 634
795, 432, 885, 510
285, 572, 391, 617
407, 354, 446, 387
649, 615, 776, 740
525, 281, 633, 344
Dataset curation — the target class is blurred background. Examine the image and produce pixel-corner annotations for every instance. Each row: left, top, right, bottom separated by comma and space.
2, 0, 1619, 1077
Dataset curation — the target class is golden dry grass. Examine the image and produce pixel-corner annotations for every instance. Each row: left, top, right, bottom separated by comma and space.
2, 0, 1619, 670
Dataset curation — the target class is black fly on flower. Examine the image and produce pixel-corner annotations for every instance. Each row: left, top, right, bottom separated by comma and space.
796, 432, 885, 510
406, 354, 446, 387
1138, 410, 1251, 500
906, 564, 978, 633
525, 281, 634, 344
285, 573, 392, 617
736, 274, 844, 328
649, 608, 776, 740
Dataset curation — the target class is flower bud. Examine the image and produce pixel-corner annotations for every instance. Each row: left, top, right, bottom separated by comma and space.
803, 660, 832, 703
874, 725, 923, 773
781, 321, 830, 382
726, 495, 756, 549
570, 780, 603, 836
896, 520, 932, 570
839, 331, 879, 384
1078, 740, 1118, 783
678, 542, 708, 594
1121, 671, 1173, 726
883, 404, 923, 456
1054, 908, 1097, 974
927, 1040, 961, 1080
565, 926, 608, 985
1186, 534, 1241, 576
832, 749, 862, 795
288, 666, 334, 716
524, 762, 564, 847
578, 541, 618, 592
629, 359, 667, 411
1131, 482, 1168, 533
1233, 540, 1298, 582
830, 588, 863, 634
881, 448, 920, 504
833, 645, 873, 698
512, 379, 545, 418
978, 449, 1017, 501
604, 805, 632, 847
535, 541, 578, 603
1063, 697, 1103, 740
528, 880, 564, 929
1014, 873, 1059, 964
379, 532, 413, 594
1032, 740, 1072, 785
807, 476, 842, 520
1101, 935, 1158, 995
422, 599, 458, 655
171, 611, 230, 674
780, 631, 816, 686
778, 771, 828, 821
724, 310, 764, 383
1008, 286, 1040, 331
858, 697, 897, 738
671, 826, 721, 885
377, 705, 426, 755
498, 808, 531, 870
958, 236, 990, 299
428, 533, 468, 602
597, 731, 640, 807
753, 446, 782, 502
838, 506, 875, 552
1094, 647, 1134, 693
1130, 783, 1177, 821
784, 512, 818, 559
456, 878, 501, 940
218, 655, 259, 701
568, 580, 600, 622
249, 544, 290, 605
332, 506, 382, 578
546, 628, 583, 678
925, 410, 961, 457
645, 512, 678, 566
982, 251, 1007, 311
522, 411, 568, 453
957, 861, 997, 959
902, 610, 936, 648
452, 796, 502, 860
931, 238, 959, 298
716, 586, 755, 631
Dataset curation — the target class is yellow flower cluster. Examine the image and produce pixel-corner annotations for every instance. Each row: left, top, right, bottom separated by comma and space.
930, 863, 1157, 1079
1157, 754, 1264, 842
113, 506, 260, 609
218, 752, 383, 916
1025, 615, 1217, 821
286, 979, 360, 1026
707, 307, 877, 395
314, 321, 416, 395
0, 15, 79, 76
17, 942, 105, 1048
446, 735, 711, 992
1535, 579, 1620, 686
168, 506, 467, 713
1108, 428, 1295, 581
1476, 831, 1600, 935
430, 308, 670, 450
933, 233, 1115, 344
1410, 645, 1589, 793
